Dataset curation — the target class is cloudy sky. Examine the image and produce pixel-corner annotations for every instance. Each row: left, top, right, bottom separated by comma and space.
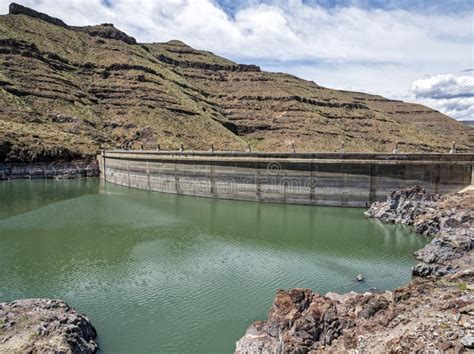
1, 0, 473, 120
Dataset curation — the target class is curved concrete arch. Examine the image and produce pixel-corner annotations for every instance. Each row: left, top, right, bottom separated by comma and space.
99, 151, 474, 207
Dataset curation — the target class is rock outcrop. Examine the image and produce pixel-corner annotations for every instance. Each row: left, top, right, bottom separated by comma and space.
9, 2, 68, 27
80, 24, 137, 45
9, 2, 137, 45
237, 189, 474, 353
366, 187, 473, 278
156, 53, 260, 72
235, 289, 391, 353
0, 299, 98, 353
0, 159, 99, 180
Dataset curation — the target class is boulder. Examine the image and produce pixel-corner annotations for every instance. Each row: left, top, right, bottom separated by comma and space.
0, 299, 98, 353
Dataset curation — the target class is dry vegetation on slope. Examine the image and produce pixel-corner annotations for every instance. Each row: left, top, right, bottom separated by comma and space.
0, 3, 472, 162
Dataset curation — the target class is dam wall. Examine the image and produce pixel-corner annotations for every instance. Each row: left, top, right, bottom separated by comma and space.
99, 151, 474, 207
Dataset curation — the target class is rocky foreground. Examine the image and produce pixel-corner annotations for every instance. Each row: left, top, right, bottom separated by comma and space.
0, 299, 98, 353
236, 187, 473, 353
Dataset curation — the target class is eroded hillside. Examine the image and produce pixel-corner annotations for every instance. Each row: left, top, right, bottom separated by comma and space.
0, 3, 472, 162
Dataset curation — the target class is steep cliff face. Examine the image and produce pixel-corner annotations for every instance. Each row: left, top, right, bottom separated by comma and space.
0, 3, 472, 162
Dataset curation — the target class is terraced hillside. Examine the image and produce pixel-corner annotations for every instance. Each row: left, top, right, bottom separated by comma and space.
0, 3, 472, 162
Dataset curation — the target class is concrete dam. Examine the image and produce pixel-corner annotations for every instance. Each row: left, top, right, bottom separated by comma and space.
99, 151, 474, 207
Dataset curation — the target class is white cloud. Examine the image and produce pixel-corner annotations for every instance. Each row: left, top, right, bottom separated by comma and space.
411, 74, 474, 99
0, 0, 473, 119
411, 74, 474, 120
1, 0, 471, 64
414, 97, 474, 120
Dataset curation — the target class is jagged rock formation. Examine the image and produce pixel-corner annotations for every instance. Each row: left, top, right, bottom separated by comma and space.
236, 189, 474, 353
366, 187, 473, 277
0, 299, 98, 353
235, 288, 392, 353
1, 3, 473, 163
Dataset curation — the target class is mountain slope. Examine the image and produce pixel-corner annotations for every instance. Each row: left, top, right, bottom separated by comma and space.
0, 3, 472, 162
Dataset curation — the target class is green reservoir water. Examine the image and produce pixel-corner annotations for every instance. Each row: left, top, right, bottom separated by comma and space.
0, 178, 427, 353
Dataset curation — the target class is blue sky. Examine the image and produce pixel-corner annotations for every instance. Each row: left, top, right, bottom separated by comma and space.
214, 0, 474, 15
1, 0, 473, 119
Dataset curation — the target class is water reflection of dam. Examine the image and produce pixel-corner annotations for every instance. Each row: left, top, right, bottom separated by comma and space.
99, 151, 474, 207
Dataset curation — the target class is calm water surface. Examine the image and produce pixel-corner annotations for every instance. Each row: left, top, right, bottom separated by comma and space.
0, 179, 427, 353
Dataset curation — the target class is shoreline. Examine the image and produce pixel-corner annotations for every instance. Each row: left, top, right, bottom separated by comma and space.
236, 187, 473, 352
0, 160, 99, 180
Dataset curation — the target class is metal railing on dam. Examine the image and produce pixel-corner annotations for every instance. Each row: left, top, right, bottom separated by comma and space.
98, 150, 474, 207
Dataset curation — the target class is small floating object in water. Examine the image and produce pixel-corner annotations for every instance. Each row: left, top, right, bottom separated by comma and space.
356, 274, 364, 282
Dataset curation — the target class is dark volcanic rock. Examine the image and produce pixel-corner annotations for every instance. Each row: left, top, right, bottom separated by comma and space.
0, 160, 99, 180
411, 262, 453, 277
80, 24, 137, 45
0, 299, 98, 353
0, 141, 11, 161
235, 289, 399, 353
156, 53, 260, 72
364, 186, 440, 227
357, 295, 389, 319
366, 186, 473, 278
9, 2, 68, 27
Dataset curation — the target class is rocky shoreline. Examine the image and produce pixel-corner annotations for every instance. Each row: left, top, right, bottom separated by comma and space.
366, 187, 473, 279
0, 299, 98, 353
236, 187, 473, 353
0, 159, 99, 180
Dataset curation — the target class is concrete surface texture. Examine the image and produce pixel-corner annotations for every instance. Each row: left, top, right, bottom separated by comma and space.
99, 151, 474, 207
